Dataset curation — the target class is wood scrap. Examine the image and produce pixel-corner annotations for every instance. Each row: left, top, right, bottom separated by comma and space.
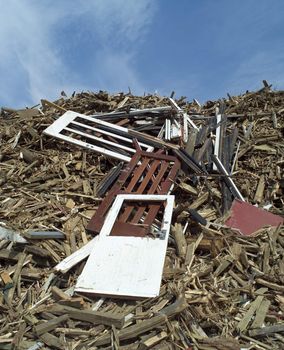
0, 84, 283, 349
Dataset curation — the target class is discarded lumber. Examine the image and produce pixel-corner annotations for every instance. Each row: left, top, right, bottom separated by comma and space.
0, 84, 284, 349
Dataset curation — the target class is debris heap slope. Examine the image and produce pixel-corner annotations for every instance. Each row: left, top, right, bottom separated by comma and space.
0, 83, 283, 349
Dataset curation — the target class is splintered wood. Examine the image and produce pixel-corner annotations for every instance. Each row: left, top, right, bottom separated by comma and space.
0, 83, 284, 349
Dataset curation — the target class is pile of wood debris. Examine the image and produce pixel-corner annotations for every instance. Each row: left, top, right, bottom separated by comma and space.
0, 81, 284, 350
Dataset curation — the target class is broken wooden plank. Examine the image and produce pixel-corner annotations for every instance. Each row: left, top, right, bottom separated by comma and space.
25, 231, 65, 239
47, 304, 125, 328
251, 299, 271, 329
237, 288, 267, 332
39, 332, 63, 349
34, 314, 69, 336
172, 223, 187, 258
94, 296, 187, 346
249, 324, 284, 337
254, 175, 265, 203
54, 236, 98, 273
211, 155, 244, 201
6, 253, 27, 305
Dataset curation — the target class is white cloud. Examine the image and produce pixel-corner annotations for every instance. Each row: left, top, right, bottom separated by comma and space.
0, 0, 156, 107
92, 49, 145, 93
81, 0, 155, 45
0, 1, 67, 105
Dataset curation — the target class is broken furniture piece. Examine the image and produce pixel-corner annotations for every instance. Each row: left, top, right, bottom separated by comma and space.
225, 199, 284, 236
87, 148, 180, 234
43, 111, 153, 162
55, 154, 179, 271
75, 194, 175, 298
54, 236, 98, 273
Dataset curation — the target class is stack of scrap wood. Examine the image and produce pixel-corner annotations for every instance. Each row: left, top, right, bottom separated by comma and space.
0, 81, 283, 349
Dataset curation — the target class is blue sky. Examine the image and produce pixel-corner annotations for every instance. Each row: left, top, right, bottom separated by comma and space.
1, 0, 284, 108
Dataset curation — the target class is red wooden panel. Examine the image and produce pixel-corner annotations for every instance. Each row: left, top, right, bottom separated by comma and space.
225, 199, 283, 236
124, 157, 150, 192
119, 159, 163, 223
86, 151, 141, 234
110, 221, 149, 237
129, 161, 169, 224
86, 150, 180, 235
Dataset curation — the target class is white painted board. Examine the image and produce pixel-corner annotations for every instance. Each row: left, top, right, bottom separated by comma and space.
43, 111, 153, 162
75, 194, 174, 298
213, 113, 222, 171
75, 235, 168, 298
54, 236, 98, 273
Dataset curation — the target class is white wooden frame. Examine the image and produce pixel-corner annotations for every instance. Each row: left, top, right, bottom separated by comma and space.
96, 194, 174, 238
54, 194, 174, 274
75, 194, 174, 298
213, 113, 222, 171
183, 113, 199, 142
44, 111, 153, 162
165, 118, 181, 141
165, 118, 171, 140
169, 98, 198, 143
